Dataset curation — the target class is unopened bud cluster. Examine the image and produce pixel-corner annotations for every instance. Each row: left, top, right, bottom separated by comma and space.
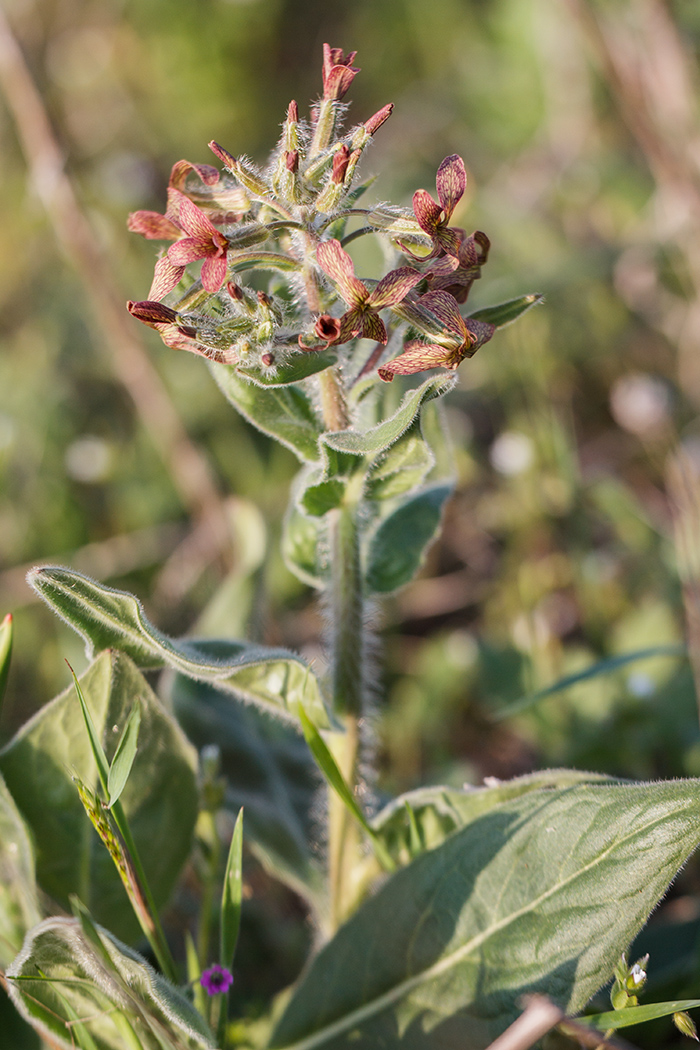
127, 43, 495, 386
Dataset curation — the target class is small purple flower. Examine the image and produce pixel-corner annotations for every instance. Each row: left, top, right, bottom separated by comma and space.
200, 964, 234, 996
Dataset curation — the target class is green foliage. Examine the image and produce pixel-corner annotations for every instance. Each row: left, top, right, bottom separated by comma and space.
0, 774, 41, 968
0, 651, 198, 941
271, 780, 700, 1050
28, 566, 331, 729
6, 916, 215, 1050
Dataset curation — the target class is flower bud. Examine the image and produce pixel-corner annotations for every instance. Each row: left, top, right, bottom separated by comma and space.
261, 351, 275, 367
315, 315, 342, 343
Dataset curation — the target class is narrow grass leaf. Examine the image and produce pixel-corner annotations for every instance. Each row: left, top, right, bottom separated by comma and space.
491, 645, 686, 720
220, 808, 244, 970
587, 999, 700, 1030
68, 662, 110, 798
107, 703, 142, 809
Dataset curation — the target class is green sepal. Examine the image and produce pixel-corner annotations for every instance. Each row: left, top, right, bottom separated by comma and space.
468, 293, 543, 328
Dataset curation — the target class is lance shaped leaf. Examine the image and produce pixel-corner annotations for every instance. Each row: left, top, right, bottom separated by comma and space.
210, 362, 322, 461
28, 566, 330, 729
6, 916, 214, 1050
365, 484, 453, 594
0, 651, 198, 941
0, 773, 41, 968
468, 293, 543, 329
365, 420, 435, 501
172, 675, 325, 909
270, 779, 700, 1050
322, 373, 456, 459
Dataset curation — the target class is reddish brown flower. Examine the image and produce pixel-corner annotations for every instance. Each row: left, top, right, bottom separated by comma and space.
426, 230, 490, 303
378, 291, 495, 381
322, 44, 360, 101
127, 160, 219, 241
126, 300, 205, 354
317, 239, 422, 344
167, 192, 229, 293
406, 154, 467, 260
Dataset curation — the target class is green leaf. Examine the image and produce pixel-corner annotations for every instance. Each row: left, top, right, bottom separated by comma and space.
270, 779, 700, 1050
365, 421, 435, 500
107, 702, 141, 809
220, 808, 243, 970
301, 478, 347, 517
282, 502, 327, 589
322, 374, 456, 458
0, 613, 12, 711
0, 651, 198, 942
365, 484, 453, 594
237, 349, 338, 387
171, 675, 324, 908
210, 363, 322, 461
6, 916, 215, 1050
28, 567, 331, 729
0, 773, 41, 968
372, 769, 619, 865
587, 999, 700, 1031
491, 644, 686, 721
468, 293, 543, 328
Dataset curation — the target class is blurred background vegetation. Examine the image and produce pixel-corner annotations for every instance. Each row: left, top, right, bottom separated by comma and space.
3, 0, 700, 1042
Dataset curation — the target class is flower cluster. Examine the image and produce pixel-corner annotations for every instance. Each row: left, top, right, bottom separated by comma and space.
127, 44, 494, 385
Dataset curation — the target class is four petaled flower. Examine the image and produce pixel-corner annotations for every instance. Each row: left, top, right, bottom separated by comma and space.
322, 44, 359, 101
167, 193, 230, 294
378, 291, 495, 382
200, 964, 234, 996
316, 239, 422, 345
409, 154, 467, 260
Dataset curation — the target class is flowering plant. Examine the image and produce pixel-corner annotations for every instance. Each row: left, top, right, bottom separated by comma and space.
2, 42, 700, 1050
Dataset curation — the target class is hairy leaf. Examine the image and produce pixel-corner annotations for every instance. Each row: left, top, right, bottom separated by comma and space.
270, 779, 700, 1050
0, 774, 41, 968
365, 484, 453, 594
6, 916, 214, 1050
467, 293, 543, 328
28, 567, 330, 729
211, 363, 322, 460
282, 499, 328, 590
372, 770, 619, 865
171, 675, 324, 909
237, 349, 338, 386
0, 651, 198, 941
365, 421, 435, 501
322, 374, 456, 458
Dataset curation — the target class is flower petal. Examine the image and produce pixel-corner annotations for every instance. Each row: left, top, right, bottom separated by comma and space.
462, 318, 496, 357
359, 310, 387, 344
148, 256, 185, 300
412, 189, 442, 235
168, 236, 215, 265
174, 192, 221, 239
317, 239, 367, 305
169, 159, 220, 192
201, 253, 228, 293
378, 340, 455, 381
127, 210, 181, 240
436, 154, 466, 219
369, 266, 423, 309
416, 290, 467, 340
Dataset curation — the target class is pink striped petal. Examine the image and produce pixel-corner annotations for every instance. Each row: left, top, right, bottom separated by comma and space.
436, 154, 466, 219
378, 340, 455, 381
168, 236, 215, 265
201, 254, 228, 293
412, 189, 442, 234
148, 256, 185, 300
416, 291, 467, 340
369, 267, 423, 309
127, 210, 181, 240
175, 192, 220, 239
169, 159, 220, 191
317, 239, 367, 306
359, 310, 387, 345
